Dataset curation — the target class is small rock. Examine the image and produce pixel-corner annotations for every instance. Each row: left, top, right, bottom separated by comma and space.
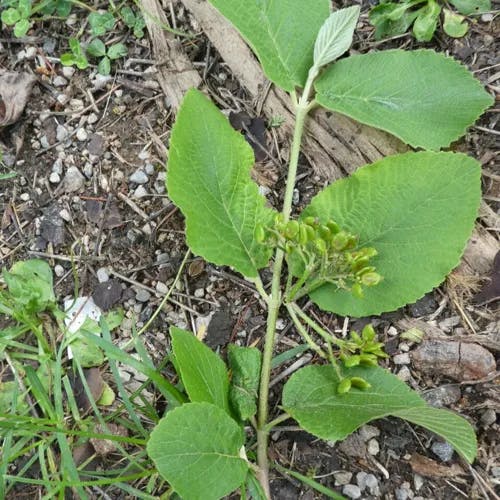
480, 408, 496, 427
76, 128, 88, 141
393, 353, 410, 365
491, 466, 500, 477
64, 166, 85, 192
62, 66, 75, 78
130, 169, 149, 184
142, 223, 152, 235
365, 474, 380, 495
49, 172, 61, 184
134, 185, 148, 199
358, 424, 380, 442
412, 340, 496, 381
59, 208, 71, 222
138, 150, 150, 160
387, 326, 398, 336
356, 472, 368, 490
56, 124, 68, 142
194, 288, 204, 298
88, 113, 99, 124
422, 385, 461, 408
397, 366, 411, 382
144, 163, 155, 175
395, 486, 410, 500
338, 433, 366, 458
87, 133, 105, 156
156, 282, 168, 294
431, 441, 454, 462
135, 289, 151, 303
54, 264, 65, 277
53, 76, 67, 87
96, 268, 109, 283
481, 12, 493, 22
333, 471, 352, 486
52, 158, 63, 174
342, 484, 361, 499
70, 99, 84, 111
276, 318, 286, 330
414, 474, 424, 491
367, 438, 380, 455
25, 46, 37, 59
57, 93, 70, 105
408, 293, 437, 317
20, 192, 29, 202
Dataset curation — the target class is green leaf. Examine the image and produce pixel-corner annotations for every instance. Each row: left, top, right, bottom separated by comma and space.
413, 0, 440, 41
301, 151, 481, 317
56, 0, 72, 17
13, 18, 30, 37
60, 53, 75, 66
86, 38, 106, 57
75, 55, 89, 70
282, 364, 477, 463
449, 0, 491, 15
97, 56, 111, 76
167, 88, 276, 278
315, 49, 493, 150
69, 37, 82, 56
369, 1, 423, 39
208, 0, 330, 91
120, 6, 136, 27
18, 0, 31, 18
3, 260, 56, 314
1, 8, 20, 25
171, 327, 230, 412
88, 11, 115, 36
228, 345, 261, 421
443, 8, 469, 37
313, 6, 360, 69
107, 42, 127, 60
147, 402, 248, 500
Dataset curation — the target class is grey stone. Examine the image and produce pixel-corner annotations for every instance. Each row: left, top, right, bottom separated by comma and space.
423, 385, 461, 408
49, 172, 61, 184
54, 264, 65, 277
333, 471, 352, 486
408, 293, 437, 317
130, 169, 149, 184
367, 438, 380, 455
431, 441, 454, 462
76, 127, 88, 141
53, 76, 67, 87
342, 484, 361, 499
62, 66, 75, 78
135, 289, 151, 303
134, 185, 148, 199
358, 424, 380, 441
96, 268, 109, 283
63, 166, 85, 192
56, 124, 68, 142
145, 162, 155, 175
393, 353, 411, 365
480, 408, 496, 427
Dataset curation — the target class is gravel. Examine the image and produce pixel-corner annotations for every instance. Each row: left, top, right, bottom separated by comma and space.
342, 484, 361, 499
333, 471, 352, 486
130, 169, 149, 184
63, 166, 85, 192
135, 289, 151, 303
431, 441, 454, 462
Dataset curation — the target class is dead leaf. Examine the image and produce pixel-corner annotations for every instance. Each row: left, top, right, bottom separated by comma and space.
473, 250, 500, 305
89, 422, 128, 456
229, 111, 268, 161
409, 453, 465, 478
40, 204, 65, 246
205, 309, 233, 348
0, 70, 36, 127
69, 367, 104, 413
92, 279, 122, 311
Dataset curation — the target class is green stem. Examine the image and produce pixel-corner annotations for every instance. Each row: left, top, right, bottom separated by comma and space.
286, 304, 327, 360
256, 76, 314, 497
263, 413, 291, 433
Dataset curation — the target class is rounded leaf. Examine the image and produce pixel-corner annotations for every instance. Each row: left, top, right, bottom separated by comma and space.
13, 18, 31, 37
97, 56, 111, 76
87, 39, 106, 57
301, 151, 481, 317
107, 42, 127, 60
147, 402, 248, 500
315, 49, 493, 150
443, 9, 469, 38
1, 8, 21, 25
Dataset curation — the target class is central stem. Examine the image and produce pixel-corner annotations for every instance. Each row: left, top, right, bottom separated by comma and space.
256, 80, 313, 497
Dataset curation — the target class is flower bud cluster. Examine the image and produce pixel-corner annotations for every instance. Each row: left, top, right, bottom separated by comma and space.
255, 215, 382, 300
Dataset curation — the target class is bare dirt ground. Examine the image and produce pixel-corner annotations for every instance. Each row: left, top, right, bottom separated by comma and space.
0, 0, 499, 498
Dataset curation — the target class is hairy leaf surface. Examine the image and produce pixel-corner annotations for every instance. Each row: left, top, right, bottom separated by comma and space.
283, 365, 476, 462
171, 327, 230, 412
167, 89, 276, 277
315, 49, 493, 149
148, 402, 248, 500
301, 151, 481, 316
208, 0, 330, 91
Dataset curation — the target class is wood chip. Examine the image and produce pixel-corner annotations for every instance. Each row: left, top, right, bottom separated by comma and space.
409, 453, 465, 478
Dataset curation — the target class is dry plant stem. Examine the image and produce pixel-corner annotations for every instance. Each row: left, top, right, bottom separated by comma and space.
256, 77, 314, 497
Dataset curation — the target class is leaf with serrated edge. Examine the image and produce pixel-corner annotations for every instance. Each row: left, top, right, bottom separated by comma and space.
167, 89, 276, 277
313, 5, 360, 68
147, 402, 248, 500
208, 0, 330, 91
171, 327, 230, 412
315, 49, 493, 150
282, 365, 477, 463
301, 151, 481, 317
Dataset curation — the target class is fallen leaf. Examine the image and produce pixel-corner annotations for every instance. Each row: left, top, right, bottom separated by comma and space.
229, 111, 268, 161
473, 250, 500, 305
409, 453, 465, 478
69, 367, 104, 413
40, 204, 65, 246
205, 309, 233, 348
0, 70, 36, 127
89, 422, 128, 456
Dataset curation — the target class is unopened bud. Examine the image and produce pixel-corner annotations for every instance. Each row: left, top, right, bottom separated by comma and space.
350, 377, 371, 390
361, 272, 382, 287
337, 378, 352, 394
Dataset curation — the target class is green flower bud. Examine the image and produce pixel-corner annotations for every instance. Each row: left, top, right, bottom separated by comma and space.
361, 247, 378, 259
305, 225, 316, 242
303, 216, 318, 227
318, 225, 332, 241
361, 324, 376, 342
284, 220, 300, 240
331, 231, 349, 251
361, 272, 382, 287
337, 377, 352, 394
326, 220, 340, 234
352, 257, 370, 272
298, 225, 309, 245
285, 241, 295, 253
359, 354, 378, 366
343, 354, 360, 368
255, 224, 266, 243
350, 377, 371, 390
315, 238, 327, 254
350, 331, 362, 344
345, 235, 358, 250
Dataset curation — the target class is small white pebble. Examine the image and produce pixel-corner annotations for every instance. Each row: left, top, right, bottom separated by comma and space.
49, 172, 61, 184
156, 282, 169, 294
399, 342, 410, 352
194, 288, 205, 298
76, 128, 88, 141
20, 193, 30, 201
54, 264, 65, 277
25, 46, 37, 59
134, 185, 148, 199
397, 366, 411, 382
59, 208, 71, 222
62, 66, 75, 78
96, 268, 109, 283
276, 318, 286, 330
393, 353, 410, 365
57, 93, 70, 105
367, 438, 380, 455
87, 113, 99, 124
387, 326, 398, 336
53, 76, 67, 87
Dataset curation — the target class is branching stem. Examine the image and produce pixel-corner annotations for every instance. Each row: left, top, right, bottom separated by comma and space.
256, 72, 316, 498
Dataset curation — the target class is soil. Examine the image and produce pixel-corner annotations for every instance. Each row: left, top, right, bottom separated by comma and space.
0, 1, 498, 499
